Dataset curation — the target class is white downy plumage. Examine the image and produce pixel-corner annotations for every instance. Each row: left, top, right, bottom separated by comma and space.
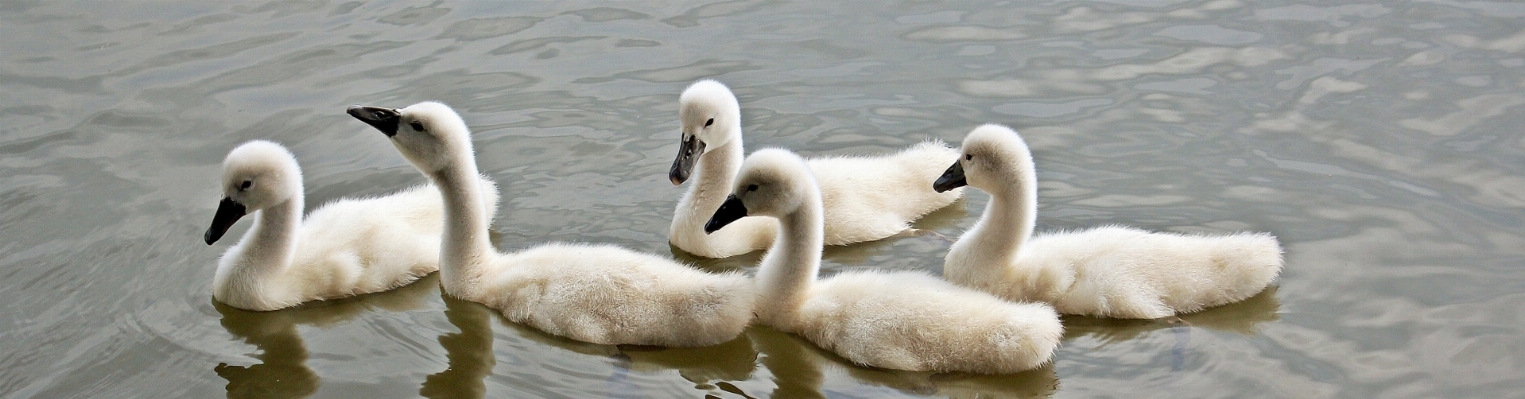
348, 102, 756, 347
668, 79, 963, 258
205, 140, 499, 311
936, 124, 1285, 319
706, 148, 1061, 374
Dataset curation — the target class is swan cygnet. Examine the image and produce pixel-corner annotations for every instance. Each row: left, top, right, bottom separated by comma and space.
705, 148, 1061, 374
203, 140, 500, 311
348, 102, 756, 347
933, 124, 1285, 319
668, 79, 964, 258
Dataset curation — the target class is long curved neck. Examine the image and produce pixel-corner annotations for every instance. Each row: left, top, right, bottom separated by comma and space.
431, 158, 493, 299
677, 134, 743, 226
953, 172, 1036, 269
215, 192, 302, 308
233, 194, 303, 277
757, 186, 823, 322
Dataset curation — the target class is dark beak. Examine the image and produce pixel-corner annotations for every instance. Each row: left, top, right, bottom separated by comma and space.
933, 161, 967, 193
669, 135, 705, 186
704, 194, 748, 234
204, 197, 248, 245
347, 105, 401, 137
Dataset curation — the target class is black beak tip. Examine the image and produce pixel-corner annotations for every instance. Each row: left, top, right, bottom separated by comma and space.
932, 161, 968, 193
347, 105, 400, 137
669, 137, 703, 187
704, 195, 748, 234
932, 179, 963, 193
204, 197, 246, 246
932, 178, 966, 193
669, 169, 688, 186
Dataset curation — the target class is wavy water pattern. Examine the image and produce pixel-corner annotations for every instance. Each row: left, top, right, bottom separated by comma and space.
2, 1, 1523, 397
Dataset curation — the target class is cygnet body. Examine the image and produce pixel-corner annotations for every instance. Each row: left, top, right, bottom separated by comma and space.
669, 80, 963, 258
706, 148, 1061, 374
934, 124, 1284, 319
204, 140, 499, 311
348, 102, 756, 347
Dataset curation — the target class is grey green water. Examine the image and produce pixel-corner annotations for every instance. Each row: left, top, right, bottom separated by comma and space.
4, 1, 1523, 398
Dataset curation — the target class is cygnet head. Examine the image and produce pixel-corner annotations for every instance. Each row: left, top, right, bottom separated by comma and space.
204, 140, 303, 245
704, 149, 815, 233
347, 101, 473, 176
669, 79, 742, 185
933, 124, 1034, 194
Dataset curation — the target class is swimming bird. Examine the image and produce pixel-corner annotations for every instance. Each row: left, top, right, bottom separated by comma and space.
669, 79, 963, 258
933, 124, 1284, 319
204, 140, 499, 311
706, 148, 1061, 373
348, 101, 756, 347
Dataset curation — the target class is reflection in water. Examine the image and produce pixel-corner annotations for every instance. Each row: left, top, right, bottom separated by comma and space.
213, 274, 437, 399
420, 294, 496, 399
10, 0, 1525, 395
1062, 285, 1282, 344
751, 327, 824, 399
592, 348, 736, 399
1055, 286, 1284, 391
619, 334, 757, 384
750, 327, 1059, 398
498, 311, 760, 397
213, 302, 317, 399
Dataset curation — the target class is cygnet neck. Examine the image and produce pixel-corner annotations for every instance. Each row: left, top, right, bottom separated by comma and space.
757, 183, 824, 322
680, 130, 744, 224
429, 155, 494, 299
957, 167, 1038, 269
220, 192, 302, 292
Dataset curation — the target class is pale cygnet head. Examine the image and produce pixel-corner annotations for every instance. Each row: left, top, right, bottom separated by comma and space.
669, 79, 742, 185
205, 140, 303, 245
347, 101, 473, 176
933, 124, 1034, 194
704, 149, 815, 233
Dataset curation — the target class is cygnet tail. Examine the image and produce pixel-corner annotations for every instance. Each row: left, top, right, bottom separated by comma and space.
991, 302, 1064, 372
1192, 232, 1284, 312
1219, 232, 1284, 290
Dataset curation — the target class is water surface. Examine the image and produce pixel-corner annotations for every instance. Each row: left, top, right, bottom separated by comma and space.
3, 1, 1524, 398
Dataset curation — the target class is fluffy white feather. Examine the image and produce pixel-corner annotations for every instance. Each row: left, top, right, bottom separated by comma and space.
709, 148, 1061, 374
206, 140, 500, 311
939, 124, 1285, 319
348, 102, 756, 347
668, 79, 963, 258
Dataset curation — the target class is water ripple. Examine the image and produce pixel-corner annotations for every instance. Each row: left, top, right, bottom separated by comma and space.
3, 0, 1524, 397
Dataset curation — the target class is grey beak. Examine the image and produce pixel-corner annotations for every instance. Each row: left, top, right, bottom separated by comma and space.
704, 194, 748, 234
669, 135, 705, 186
347, 105, 401, 137
204, 197, 247, 245
933, 161, 967, 193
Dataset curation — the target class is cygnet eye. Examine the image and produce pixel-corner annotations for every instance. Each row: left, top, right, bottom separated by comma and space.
965, 154, 973, 161
410, 121, 425, 131
746, 184, 759, 192
705, 118, 714, 127
240, 180, 252, 190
